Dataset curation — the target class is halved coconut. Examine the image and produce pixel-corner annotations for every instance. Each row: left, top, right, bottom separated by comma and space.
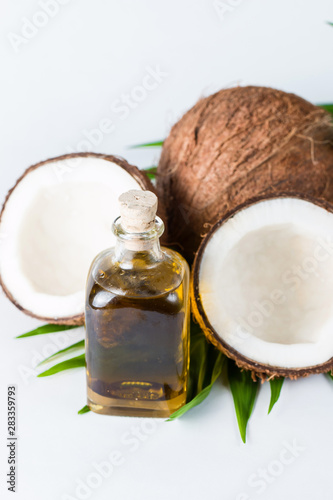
192, 195, 333, 379
0, 153, 153, 325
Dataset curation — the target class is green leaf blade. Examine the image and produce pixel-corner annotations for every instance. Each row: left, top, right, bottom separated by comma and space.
142, 166, 158, 180
167, 382, 215, 421
168, 321, 225, 421
130, 140, 164, 148
319, 104, 333, 116
228, 360, 259, 443
37, 354, 85, 377
38, 340, 85, 366
17, 324, 80, 339
268, 378, 284, 414
78, 405, 91, 415
189, 324, 210, 396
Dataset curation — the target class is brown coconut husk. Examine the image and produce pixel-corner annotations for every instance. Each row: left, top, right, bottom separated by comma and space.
0, 152, 154, 326
191, 192, 333, 380
158, 86, 333, 261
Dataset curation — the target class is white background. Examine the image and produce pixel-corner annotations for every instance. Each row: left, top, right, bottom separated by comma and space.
1, 1, 333, 499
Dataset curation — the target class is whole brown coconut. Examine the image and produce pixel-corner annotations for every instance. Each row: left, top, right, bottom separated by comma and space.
157, 86, 333, 260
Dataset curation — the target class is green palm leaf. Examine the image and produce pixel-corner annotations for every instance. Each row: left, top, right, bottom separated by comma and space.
17, 324, 80, 338
38, 340, 85, 366
168, 320, 225, 420
142, 166, 158, 179
319, 104, 333, 115
38, 354, 85, 377
268, 378, 284, 414
78, 405, 90, 414
167, 380, 218, 421
228, 360, 259, 443
131, 140, 164, 148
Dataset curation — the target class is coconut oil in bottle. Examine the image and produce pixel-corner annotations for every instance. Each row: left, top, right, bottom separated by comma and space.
85, 190, 190, 417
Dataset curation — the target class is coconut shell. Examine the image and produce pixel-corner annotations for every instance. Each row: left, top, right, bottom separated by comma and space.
0, 152, 154, 326
157, 86, 333, 261
191, 192, 333, 380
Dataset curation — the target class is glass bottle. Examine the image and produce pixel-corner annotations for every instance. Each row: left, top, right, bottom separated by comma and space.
85, 190, 190, 417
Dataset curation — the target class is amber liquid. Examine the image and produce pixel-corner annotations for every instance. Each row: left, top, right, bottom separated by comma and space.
85, 250, 189, 417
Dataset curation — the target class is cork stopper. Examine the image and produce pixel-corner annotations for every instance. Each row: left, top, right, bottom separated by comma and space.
119, 190, 158, 233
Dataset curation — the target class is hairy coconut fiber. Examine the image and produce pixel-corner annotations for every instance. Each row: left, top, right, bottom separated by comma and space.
157, 86, 333, 260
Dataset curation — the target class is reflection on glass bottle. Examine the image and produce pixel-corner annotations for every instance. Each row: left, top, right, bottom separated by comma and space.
85, 190, 190, 417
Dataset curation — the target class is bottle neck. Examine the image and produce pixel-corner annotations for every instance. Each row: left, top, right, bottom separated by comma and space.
112, 216, 164, 266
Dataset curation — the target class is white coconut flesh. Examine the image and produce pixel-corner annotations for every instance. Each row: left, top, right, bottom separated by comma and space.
198, 198, 333, 369
0, 156, 144, 320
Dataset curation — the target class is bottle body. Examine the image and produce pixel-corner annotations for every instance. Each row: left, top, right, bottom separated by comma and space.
85, 234, 190, 417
